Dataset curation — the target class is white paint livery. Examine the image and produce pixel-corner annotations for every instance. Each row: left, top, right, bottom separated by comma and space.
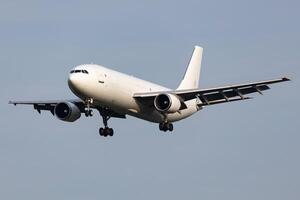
9, 46, 290, 137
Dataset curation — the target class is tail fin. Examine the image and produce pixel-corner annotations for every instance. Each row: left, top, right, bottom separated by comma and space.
177, 46, 203, 90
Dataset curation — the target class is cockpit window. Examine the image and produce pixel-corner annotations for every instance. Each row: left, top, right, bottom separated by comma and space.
70, 69, 89, 74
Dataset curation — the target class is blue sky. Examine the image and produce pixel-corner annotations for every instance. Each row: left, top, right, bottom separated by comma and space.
1, 1, 299, 199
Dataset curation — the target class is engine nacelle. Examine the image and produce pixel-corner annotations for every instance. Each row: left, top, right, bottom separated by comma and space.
154, 93, 181, 113
54, 102, 81, 122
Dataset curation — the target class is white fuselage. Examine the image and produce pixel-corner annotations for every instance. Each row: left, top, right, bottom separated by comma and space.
68, 64, 199, 123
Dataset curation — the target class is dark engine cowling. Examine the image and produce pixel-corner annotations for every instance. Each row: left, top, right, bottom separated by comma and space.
154, 93, 181, 113
54, 102, 81, 122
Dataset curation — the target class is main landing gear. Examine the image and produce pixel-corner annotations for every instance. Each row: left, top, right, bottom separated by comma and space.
99, 127, 114, 137
159, 122, 174, 132
84, 98, 114, 137
98, 109, 114, 137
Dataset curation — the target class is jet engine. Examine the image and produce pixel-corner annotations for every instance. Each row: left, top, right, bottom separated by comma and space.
54, 102, 81, 122
154, 93, 181, 113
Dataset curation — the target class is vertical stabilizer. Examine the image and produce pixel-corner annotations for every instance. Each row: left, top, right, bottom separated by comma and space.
177, 46, 203, 90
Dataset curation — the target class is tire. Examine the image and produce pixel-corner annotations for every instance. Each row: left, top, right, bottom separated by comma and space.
104, 128, 109, 137
169, 124, 173, 131
159, 123, 163, 131
109, 128, 114, 136
99, 127, 104, 136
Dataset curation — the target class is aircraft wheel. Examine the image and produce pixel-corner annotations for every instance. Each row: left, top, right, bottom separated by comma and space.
85, 110, 93, 117
99, 127, 104, 136
163, 125, 168, 132
99, 127, 114, 137
104, 128, 109, 137
159, 122, 168, 131
168, 123, 173, 131
159, 122, 173, 132
159, 123, 164, 131
164, 123, 171, 132
108, 128, 114, 136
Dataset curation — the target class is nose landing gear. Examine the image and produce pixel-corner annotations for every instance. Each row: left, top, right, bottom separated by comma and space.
84, 98, 93, 117
85, 109, 93, 117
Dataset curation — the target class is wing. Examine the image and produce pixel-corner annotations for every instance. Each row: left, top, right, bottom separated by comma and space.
9, 99, 126, 118
9, 99, 83, 115
134, 77, 290, 107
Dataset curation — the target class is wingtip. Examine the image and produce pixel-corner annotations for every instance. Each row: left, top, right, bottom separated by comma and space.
8, 100, 16, 106
282, 77, 291, 81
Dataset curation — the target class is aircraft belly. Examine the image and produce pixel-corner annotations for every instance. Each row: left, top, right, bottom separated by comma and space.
127, 109, 164, 123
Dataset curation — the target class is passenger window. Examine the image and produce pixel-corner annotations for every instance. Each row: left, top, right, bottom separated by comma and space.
75, 70, 80, 73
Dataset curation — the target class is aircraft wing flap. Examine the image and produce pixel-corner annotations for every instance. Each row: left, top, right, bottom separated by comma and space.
198, 96, 252, 106
175, 77, 289, 96
197, 84, 269, 104
133, 77, 289, 106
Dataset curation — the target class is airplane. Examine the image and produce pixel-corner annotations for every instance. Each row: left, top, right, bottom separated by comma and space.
9, 46, 290, 137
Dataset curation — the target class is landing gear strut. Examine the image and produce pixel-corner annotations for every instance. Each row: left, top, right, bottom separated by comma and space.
84, 98, 93, 117
83, 100, 115, 137
159, 122, 174, 132
98, 108, 114, 137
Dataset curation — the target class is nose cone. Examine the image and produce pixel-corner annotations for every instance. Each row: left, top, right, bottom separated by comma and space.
68, 70, 94, 98
68, 74, 77, 88
68, 74, 82, 95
